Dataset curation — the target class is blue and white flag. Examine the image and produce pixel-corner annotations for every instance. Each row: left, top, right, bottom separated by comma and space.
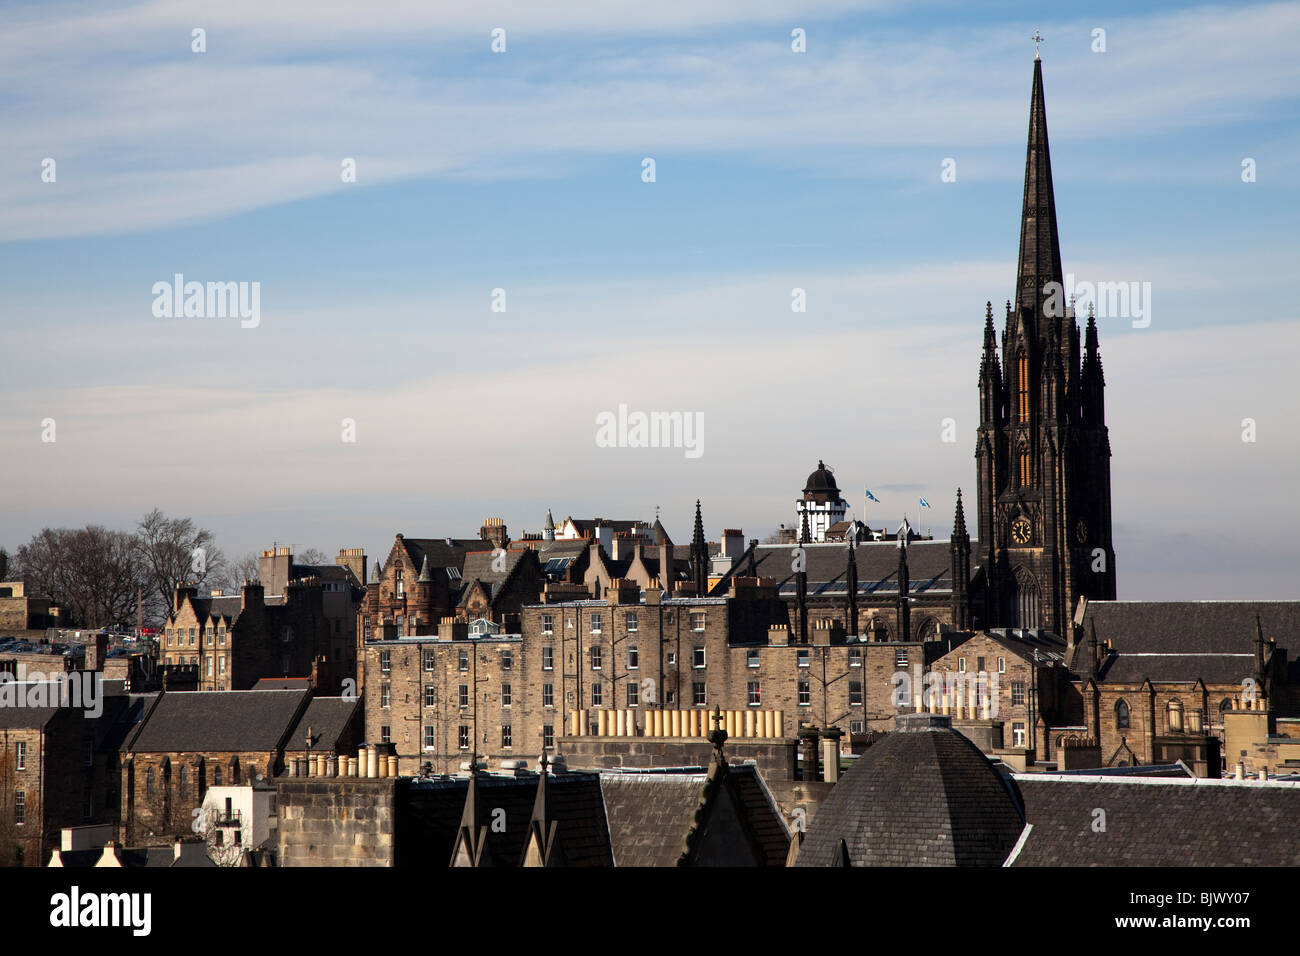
919, 497, 931, 509
865, 488, 881, 503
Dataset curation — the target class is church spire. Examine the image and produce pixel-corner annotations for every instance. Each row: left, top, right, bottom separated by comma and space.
690, 500, 709, 596
1015, 56, 1064, 333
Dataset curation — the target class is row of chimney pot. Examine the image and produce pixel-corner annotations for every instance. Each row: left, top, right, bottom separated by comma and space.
285, 747, 399, 779
567, 708, 785, 739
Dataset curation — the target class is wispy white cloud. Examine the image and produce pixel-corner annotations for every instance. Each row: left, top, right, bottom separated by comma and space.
1, 2, 1297, 238
2, 264, 1296, 597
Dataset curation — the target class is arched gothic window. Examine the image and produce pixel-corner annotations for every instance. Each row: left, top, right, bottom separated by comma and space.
1115, 699, 1130, 730
1013, 567, 1040, 628
1017, 352, 1030, 423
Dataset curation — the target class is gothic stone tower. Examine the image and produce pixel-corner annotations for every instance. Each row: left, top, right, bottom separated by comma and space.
975, 55, 1116, 636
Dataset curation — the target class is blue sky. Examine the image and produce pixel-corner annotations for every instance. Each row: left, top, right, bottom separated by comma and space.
1, 0, 1297, 600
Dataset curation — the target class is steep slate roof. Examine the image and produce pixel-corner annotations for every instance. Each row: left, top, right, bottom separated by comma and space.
563, 519, 645, 537
794, 714, 1024, 867
396, 778, 471, 866
734, 540, 957, 599
188, 595, 245, 624
292, 563, 355, 584
251, 678, 312, 690
398, 538, 481, 571
455, 549, 536, 605
0, 702, 60, 730
719, 764, 791, 867
597, 763, 787, 867
1010, 776, 1300, 866
975, 628, 1069, 665
1083, 600, 1299, 683
284, 696, 360, 754
599, 771, 706, 867
525, 772, 614, 867
125, 689, 308, 754
449, 772, 612, 867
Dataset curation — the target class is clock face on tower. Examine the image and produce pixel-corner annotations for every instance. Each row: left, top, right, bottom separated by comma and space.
1076, 519, 1088, 544
1010, 517, 1032, 545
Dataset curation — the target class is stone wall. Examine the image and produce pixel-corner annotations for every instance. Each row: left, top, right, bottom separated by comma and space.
277, 777, 397, 866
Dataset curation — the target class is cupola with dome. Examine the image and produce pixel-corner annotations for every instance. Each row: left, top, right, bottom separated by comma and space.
795, 460, 847, 543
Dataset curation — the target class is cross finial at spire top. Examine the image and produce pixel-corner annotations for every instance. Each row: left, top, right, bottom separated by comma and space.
1031, 30, 1044, 59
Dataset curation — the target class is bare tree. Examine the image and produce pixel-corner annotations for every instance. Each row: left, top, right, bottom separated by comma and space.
194, 807, 245, 867
14, 526, 143, 627
297, 548, 329, 566
135, 510, 226, 625
223, 552, 261, 591
0, 547, 11, 582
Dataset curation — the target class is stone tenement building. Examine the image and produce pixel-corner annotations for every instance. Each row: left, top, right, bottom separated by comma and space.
258, 547, 366, 691
163, 579, 339, 693
0, 680, 136, 866
0, 580, 65, 637
362, 573, 982, 775
119, 688, 359, 846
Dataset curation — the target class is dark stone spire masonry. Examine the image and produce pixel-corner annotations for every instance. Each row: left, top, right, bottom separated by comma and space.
950, 490, 971, 630
975, 55, 1116, 637
1015, 56, 1064, 340
797, 511, 810, 644
845, 531, 859, 637
690, 500, 709, 596
897, 531, 911, 643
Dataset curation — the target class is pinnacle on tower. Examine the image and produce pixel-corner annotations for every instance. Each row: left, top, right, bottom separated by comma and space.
1015, 56, 1064, 333
690, 500, 709, 597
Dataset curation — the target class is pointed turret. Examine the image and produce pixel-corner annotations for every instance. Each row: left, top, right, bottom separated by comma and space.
1015, 56, 1064, 334
543, 509, 555, 542
950, 490, 971, 630
796, 513, 810, 644
897, 531, 911, 643
417, 555, 432, 583
845, 532, 859, 637
1081, 303, 1106, 425
980, 301, 1002, 382
690, 500, 709, 596
1255, 615, 1268, 699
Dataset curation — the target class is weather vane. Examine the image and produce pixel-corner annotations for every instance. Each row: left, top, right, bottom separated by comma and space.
1031, 30, 1044, 59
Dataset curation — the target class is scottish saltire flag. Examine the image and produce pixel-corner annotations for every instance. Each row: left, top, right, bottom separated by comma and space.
919, 497, 931, 508
865, 488, 881, 503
